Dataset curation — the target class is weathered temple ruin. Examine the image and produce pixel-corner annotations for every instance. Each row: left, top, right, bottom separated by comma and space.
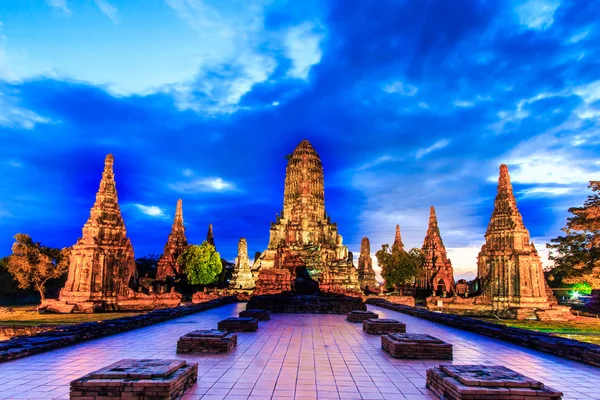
392, 224, 404, 252
477, 165, 558, 318
417, 206, 454, 296
426, 165, 572, 320
229, 238, 255, 290
252, 140, 359, 294
156, 199, 188, 280
57, 154, 136, 312
358, 237, 379, 292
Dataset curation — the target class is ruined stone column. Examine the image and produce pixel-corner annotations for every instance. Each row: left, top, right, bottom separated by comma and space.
229, 238, 255, 290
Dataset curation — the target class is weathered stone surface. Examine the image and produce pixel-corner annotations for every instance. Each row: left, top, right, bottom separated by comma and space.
358, 237, 380, 293
368, 298, 600, 369
229, 238, 255, 290
218, 317, 258, 332
362, 318, 406, 334
192, 288, 222, 304
239, 309, 271, 321
426, 365, 562, 400
477, 165, 568, 318
70, 359, 198, 400
59, 154, 136, 311
253, 268, 292, 295
253, 140, 359, 294
207, 223, 215, 247
347, 310, 379, 322
382, 333, 452, 359
417, 206, 454, 296
156, 199, 188, 280
0, 297, 235, 363
392, 224, 404, 252
176, 330, 237, 354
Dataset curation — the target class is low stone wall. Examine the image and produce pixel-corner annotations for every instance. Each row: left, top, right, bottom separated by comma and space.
0, 296, 237, 363
0, 325, 58, 341
247, 294, 366, 314
367, 298, 600, 368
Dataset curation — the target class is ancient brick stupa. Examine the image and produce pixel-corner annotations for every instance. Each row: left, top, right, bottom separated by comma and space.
252, 140, 359, 294
156, 199, 188, 280
417, 206, 454, 296
229, 238, 255, 290
477, 165, 551, 314
58, 154, 136, 312
358, 237, 379, 292
392, 224, 404, 252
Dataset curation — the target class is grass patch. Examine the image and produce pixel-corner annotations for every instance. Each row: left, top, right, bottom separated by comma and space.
0, 307, 145, 326
479, 317, 600, 345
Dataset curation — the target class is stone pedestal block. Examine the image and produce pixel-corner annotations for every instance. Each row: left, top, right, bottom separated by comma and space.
382, 333, 452, 359
218, 317, 258, 332
239, 309, 271, 321
426, 365, 562, 400
176, 330, 237, 354
362, 318, 405, 334
347, 310, 379, 322
70, 359, 198, 400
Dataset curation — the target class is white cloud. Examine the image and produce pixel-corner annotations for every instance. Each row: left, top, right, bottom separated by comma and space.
568, 30, 589, 44
284, 22, 324, 80
0, 92, 52, 129
447, 246, 481, 281
515, 0, 560, 30
94, 0, 119, 24
519, 187, 573, 197
133, 204, 165, 217
46, 0, 72, 15
382, 81, 418, 96
7, 160, 23, 168
453, 100, 474, 107
356, 155, 400, 171
416, 139, 451, 159
170, 177, 235, 193
574, 80, 600, 104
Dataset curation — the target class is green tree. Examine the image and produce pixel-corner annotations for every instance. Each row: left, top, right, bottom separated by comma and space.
547, 181, 600, 288
376, 244, 423, 290
178, 241, 222, 286
6, 234, 70, 301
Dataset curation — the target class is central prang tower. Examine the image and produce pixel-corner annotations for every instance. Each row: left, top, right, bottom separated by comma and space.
253, 140, 359, 293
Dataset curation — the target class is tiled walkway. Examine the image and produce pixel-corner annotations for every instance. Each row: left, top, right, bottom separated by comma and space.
0, 303, 598, 400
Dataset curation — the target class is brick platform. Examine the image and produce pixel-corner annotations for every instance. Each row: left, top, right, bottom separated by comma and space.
362, 318, 406, 334
176, 330, 237, 354
347, 310, 379, 322
239, 309, 271, 321
382, 333, 452, 359
426, 365, 563, 400
70, 359, 198, 400
217, 317, 258, 332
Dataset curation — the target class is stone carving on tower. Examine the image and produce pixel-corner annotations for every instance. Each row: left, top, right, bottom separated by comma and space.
59, 154, 136, 310
417, 206, 454, 296
358, 237, 379, 293
156, 199, 188, 280
229, 238, 255, 290
252, 140, 359, 293
477, 165, 551, 313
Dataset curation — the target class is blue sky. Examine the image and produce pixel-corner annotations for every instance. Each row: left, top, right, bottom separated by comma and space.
1, 0, 599, 280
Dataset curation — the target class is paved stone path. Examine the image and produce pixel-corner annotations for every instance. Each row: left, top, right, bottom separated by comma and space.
0, 303, 598, 399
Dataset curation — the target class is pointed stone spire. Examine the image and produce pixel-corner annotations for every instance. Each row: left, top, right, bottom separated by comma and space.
60, 153, 136, 306
485, 164, 527, 238
156, 199, 188, 279
207, 223, 215, 247
477, 164, 549, 309
416, 206, 454, 295
358, 237, 379, 292
229, 238, 255, 290
392, 224, 404, 252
